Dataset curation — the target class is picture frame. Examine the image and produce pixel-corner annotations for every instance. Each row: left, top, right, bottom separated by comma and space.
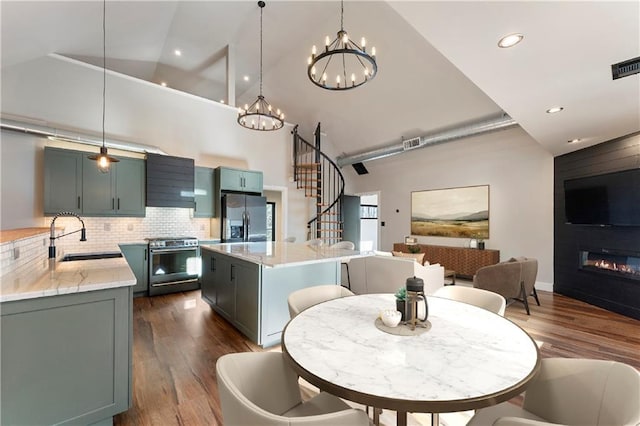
411, 185, 489, 238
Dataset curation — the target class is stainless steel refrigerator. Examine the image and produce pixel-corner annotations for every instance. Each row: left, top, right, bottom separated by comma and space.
221, 193, 267, 242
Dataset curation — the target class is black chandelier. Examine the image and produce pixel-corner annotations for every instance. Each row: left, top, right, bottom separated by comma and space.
237, 1, 284, 131
88, 0, 119, 172
307, 0, 377, 91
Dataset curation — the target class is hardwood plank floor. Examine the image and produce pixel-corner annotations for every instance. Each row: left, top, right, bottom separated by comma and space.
114, 290, 640, 425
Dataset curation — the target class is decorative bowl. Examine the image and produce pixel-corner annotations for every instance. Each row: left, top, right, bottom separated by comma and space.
380, 309, 402, 327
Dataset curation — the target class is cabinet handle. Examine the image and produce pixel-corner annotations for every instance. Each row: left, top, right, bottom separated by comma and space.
211, 257, 216, 271
77, 196, 81, 209
194, 201, 197, 212
144, 250, 147, 261
231, 264, 235, 281
112, 198, 115, 209
117, 198, 120, 210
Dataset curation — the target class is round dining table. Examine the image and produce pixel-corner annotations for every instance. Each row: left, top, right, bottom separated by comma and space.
282, 293, 540, 426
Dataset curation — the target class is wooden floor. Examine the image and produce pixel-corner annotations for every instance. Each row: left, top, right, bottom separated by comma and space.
114, 289, 640, 426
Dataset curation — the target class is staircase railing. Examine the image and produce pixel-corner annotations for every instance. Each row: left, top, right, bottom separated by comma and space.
292, 123, 345, 245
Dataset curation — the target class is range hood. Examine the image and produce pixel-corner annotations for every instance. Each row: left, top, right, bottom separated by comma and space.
146, 153, 195, 208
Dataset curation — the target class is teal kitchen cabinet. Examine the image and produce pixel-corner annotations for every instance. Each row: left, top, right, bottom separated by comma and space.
216, 167, 263, 194
45, 147, 145, 217
201, 247, 339, 347
1, 287, 132, 425
82, 156, 145, 217
44, 147, 82, 215
200, 249, 260, 342
194, 166, 215, 218
119, 244, 148, 295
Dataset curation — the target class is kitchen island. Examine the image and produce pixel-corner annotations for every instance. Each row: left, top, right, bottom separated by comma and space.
1, 242, 135, 426
200, 241, 361, 347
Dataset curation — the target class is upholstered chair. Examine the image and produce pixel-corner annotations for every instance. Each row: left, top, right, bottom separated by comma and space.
330, 241, 356, 289
433, 285, 506, 316
305, 238, 323, 247
216, 352, 371, 426
473, 257, 540, 314
288, 284, 354, 319
467, 358, 640, 426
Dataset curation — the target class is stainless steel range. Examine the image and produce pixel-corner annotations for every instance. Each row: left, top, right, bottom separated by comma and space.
146, 237, 200, 296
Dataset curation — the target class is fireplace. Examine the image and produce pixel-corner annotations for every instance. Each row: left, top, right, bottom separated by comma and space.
579, 248, 640, 281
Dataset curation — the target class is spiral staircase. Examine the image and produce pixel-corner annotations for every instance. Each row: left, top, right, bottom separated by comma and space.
292, 123, 345, 245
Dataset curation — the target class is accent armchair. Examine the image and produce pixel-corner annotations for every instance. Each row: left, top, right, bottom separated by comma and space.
216, 352, 371, 426
473, 257, 540, 314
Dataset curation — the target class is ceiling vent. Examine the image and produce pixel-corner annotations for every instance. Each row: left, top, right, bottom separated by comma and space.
612, 56, 640, 80
402, 136, 424, 151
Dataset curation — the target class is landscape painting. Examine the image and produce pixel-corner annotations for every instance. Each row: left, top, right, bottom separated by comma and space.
411, 185, 489, 238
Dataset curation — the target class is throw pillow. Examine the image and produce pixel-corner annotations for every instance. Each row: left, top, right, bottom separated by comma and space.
392, 251, 425, 264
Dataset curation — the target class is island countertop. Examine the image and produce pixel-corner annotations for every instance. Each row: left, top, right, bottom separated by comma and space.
200, 241, 365, 268
0, 257, 135, 303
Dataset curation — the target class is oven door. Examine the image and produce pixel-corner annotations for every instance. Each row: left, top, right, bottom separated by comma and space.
148, 247, 200, 293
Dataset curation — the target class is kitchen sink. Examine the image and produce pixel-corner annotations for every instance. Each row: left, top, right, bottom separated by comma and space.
61, 252, 123, 261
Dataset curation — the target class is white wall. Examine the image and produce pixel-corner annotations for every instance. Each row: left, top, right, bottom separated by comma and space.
0, 54, 321, 237
343, 126, 555, 287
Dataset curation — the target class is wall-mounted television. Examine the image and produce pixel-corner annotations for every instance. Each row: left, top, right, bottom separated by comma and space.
564, 168, 640, 226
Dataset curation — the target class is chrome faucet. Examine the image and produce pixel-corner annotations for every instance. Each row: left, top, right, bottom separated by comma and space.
49, 211, 87, 259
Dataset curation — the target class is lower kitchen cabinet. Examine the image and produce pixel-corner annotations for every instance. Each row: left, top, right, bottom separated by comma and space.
200, 247, 340, 347
120, 243, 149, 295
1, 287, 132, 425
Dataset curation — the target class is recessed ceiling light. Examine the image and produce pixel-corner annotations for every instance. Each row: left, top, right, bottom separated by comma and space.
243, 75, 250, 82
568, 138, 582, 144
546, 106, 564, 114
498, 33, 524, 49
498, 33, 524, 48
160, 82, 167, 87
174, 49, 182, 56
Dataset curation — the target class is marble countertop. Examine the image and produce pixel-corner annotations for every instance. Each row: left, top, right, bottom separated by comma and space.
283, 293, 540, 412
201, 241, 365, 267
1, 256, 136, 303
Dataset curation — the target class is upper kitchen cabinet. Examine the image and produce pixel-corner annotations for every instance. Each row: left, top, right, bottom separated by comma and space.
216, 167, 263, 194
44, 147, 82, 215
44, 147, 145, 217
82, 155, 145, 216
194, 167, 215, 218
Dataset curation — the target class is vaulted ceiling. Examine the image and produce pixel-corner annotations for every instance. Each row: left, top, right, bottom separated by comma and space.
2, 1, 639, 159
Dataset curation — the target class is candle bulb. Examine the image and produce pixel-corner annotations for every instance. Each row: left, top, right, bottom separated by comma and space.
361, 37, 366, 48
351, 73, 356, 86
372, 47, 376, 57
322, 73, 327, 85
325, 36, 330, 47
336, 75, 341, 88
311, 66, 316, 77
312, 45, 317, 57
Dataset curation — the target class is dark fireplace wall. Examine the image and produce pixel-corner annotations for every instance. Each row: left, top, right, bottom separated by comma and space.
554, 131, 640, 320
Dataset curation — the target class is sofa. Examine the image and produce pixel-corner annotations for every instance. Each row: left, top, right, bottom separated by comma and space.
473, 257, 540, 314
348, 254, 445, 295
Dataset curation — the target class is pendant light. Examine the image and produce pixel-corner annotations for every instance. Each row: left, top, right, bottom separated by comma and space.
237, 1, 284, 131
307, 0, 377, 91
88, 0, 119, 172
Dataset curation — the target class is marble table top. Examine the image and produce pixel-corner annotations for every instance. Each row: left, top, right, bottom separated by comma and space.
283, 293, 540, 414
1, 257, 135, 303
200, 241, 365, 267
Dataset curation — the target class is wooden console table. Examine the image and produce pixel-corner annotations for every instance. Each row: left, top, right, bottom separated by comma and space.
393, 243, 500, 279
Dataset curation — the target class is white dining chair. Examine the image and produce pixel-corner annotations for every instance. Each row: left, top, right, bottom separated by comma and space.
288, 284, 354, 318
330, 241, 356, 290
433, 285, 506, 316
305, 238, 323, 247
468, 358, 640, 426
216, 351, 371, 426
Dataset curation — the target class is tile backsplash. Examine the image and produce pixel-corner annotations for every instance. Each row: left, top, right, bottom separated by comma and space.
0, 208, 212, 279
42, 207, 212, 254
